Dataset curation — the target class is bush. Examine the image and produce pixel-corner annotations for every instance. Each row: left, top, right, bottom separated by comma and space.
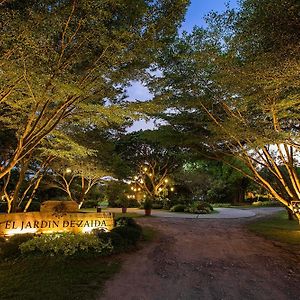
184, 201, 214, 214
170, 204, 186, 212
81, 199, 98, 208
252, 200, 282, 207
111, 226, 141, 246
0, 233, 35, 259
94, 217, 143, 253
94, 231, 127, 253
211, 203, 231, 208
115, 217, 142, 231
20, 232, 113, 257
152, 202, 163, 209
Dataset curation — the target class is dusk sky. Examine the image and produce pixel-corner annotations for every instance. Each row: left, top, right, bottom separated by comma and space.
128, 0, 240, 131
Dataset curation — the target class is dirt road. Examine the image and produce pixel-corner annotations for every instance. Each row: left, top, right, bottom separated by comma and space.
100, 217, 300, 300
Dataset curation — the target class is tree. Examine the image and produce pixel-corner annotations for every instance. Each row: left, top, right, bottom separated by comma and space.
153, 0, 300, 219
49, 160, 107, 208
0, 0, 189, 180
177, 159, 250, 204
0, 0, 189, 212
116, 131, 179, 202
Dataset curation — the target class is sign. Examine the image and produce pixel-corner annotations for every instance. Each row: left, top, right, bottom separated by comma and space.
0, 212, 114, 236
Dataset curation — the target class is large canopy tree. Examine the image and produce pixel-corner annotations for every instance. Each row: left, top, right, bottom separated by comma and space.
116, 131, 180, 202
0, 0, 189, 179
152, 0, 300, 219
0, 0, 189, 212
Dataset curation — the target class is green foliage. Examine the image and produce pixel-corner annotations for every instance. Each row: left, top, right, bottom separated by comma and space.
252, 201, 283, 207
151, 202, 164, 209
20, 232, 113, 256
81, 199, 99, 208
143, 199, 153, 210
95, 231, 127, 254
0, 234, 35, 259
211, 203, 232, 208
115, 216, 142, 230
170, 204, 186, 212
105, 181, 131, 207
153, 0, 300, 211
184, 201, 214, 214
95, 217, 143, 252
0, 0, 189, 213
111, 226, 142, 247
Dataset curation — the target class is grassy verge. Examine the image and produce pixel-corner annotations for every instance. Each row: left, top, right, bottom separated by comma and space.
0, 256, 121, 300
247, 211, 300, 245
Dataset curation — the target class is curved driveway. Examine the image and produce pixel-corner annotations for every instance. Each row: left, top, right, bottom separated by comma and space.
106, 207, 283, 219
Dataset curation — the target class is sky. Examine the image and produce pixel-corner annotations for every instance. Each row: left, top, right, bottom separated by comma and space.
181, 0, 239, 31
127, 0, 239, 132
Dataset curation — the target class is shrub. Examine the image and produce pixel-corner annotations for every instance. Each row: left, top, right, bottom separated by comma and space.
81, 199, 98, 208
111, 226, 141, 246
152, 202, 163, 209
211, 203, 231, 208
20, 232, 113, 257
0, 233, 35, 259
107, 217, 143, 250
95, 231, 127, 253
252, 200, 282, 207
184, 201, 214, 214
115, 217, 142, 231
170, 204, 186, 212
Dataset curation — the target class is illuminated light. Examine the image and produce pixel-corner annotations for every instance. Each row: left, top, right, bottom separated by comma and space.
0, 210, 114, 236
158, 188, 162, 191
140, 179, 144, 184
127, 195, 130, 199
164, 179, 168, 183
134, 188, 137, 192
138, 188, 141, 191
143, 194, 146, 198
65, 168, 72, 174
81, 227, 94, 234
134, 176, 138, 180
170, 187, 174, 192
143, 167, 148, 172
131, 187, 134, 190
6, 228, 38, 236
149, 173, 153, 177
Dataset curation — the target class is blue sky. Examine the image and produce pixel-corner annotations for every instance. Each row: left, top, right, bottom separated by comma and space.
181, 0, 239, 32
128, 0, 240, 132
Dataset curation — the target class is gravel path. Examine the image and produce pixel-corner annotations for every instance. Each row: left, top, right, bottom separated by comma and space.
100, 209, 300, 300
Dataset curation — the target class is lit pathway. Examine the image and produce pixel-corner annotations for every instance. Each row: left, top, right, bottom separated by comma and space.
105, 207, 284, 219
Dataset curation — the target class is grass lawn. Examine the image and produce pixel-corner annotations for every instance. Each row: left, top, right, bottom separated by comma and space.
0, 256, 121, 300
247, 211, 300, 245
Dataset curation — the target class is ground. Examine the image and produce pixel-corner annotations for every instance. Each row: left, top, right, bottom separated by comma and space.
100, 210, 300, 300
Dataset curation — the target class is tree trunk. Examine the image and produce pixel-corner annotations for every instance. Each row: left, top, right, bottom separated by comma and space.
286, 207, 296, 221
